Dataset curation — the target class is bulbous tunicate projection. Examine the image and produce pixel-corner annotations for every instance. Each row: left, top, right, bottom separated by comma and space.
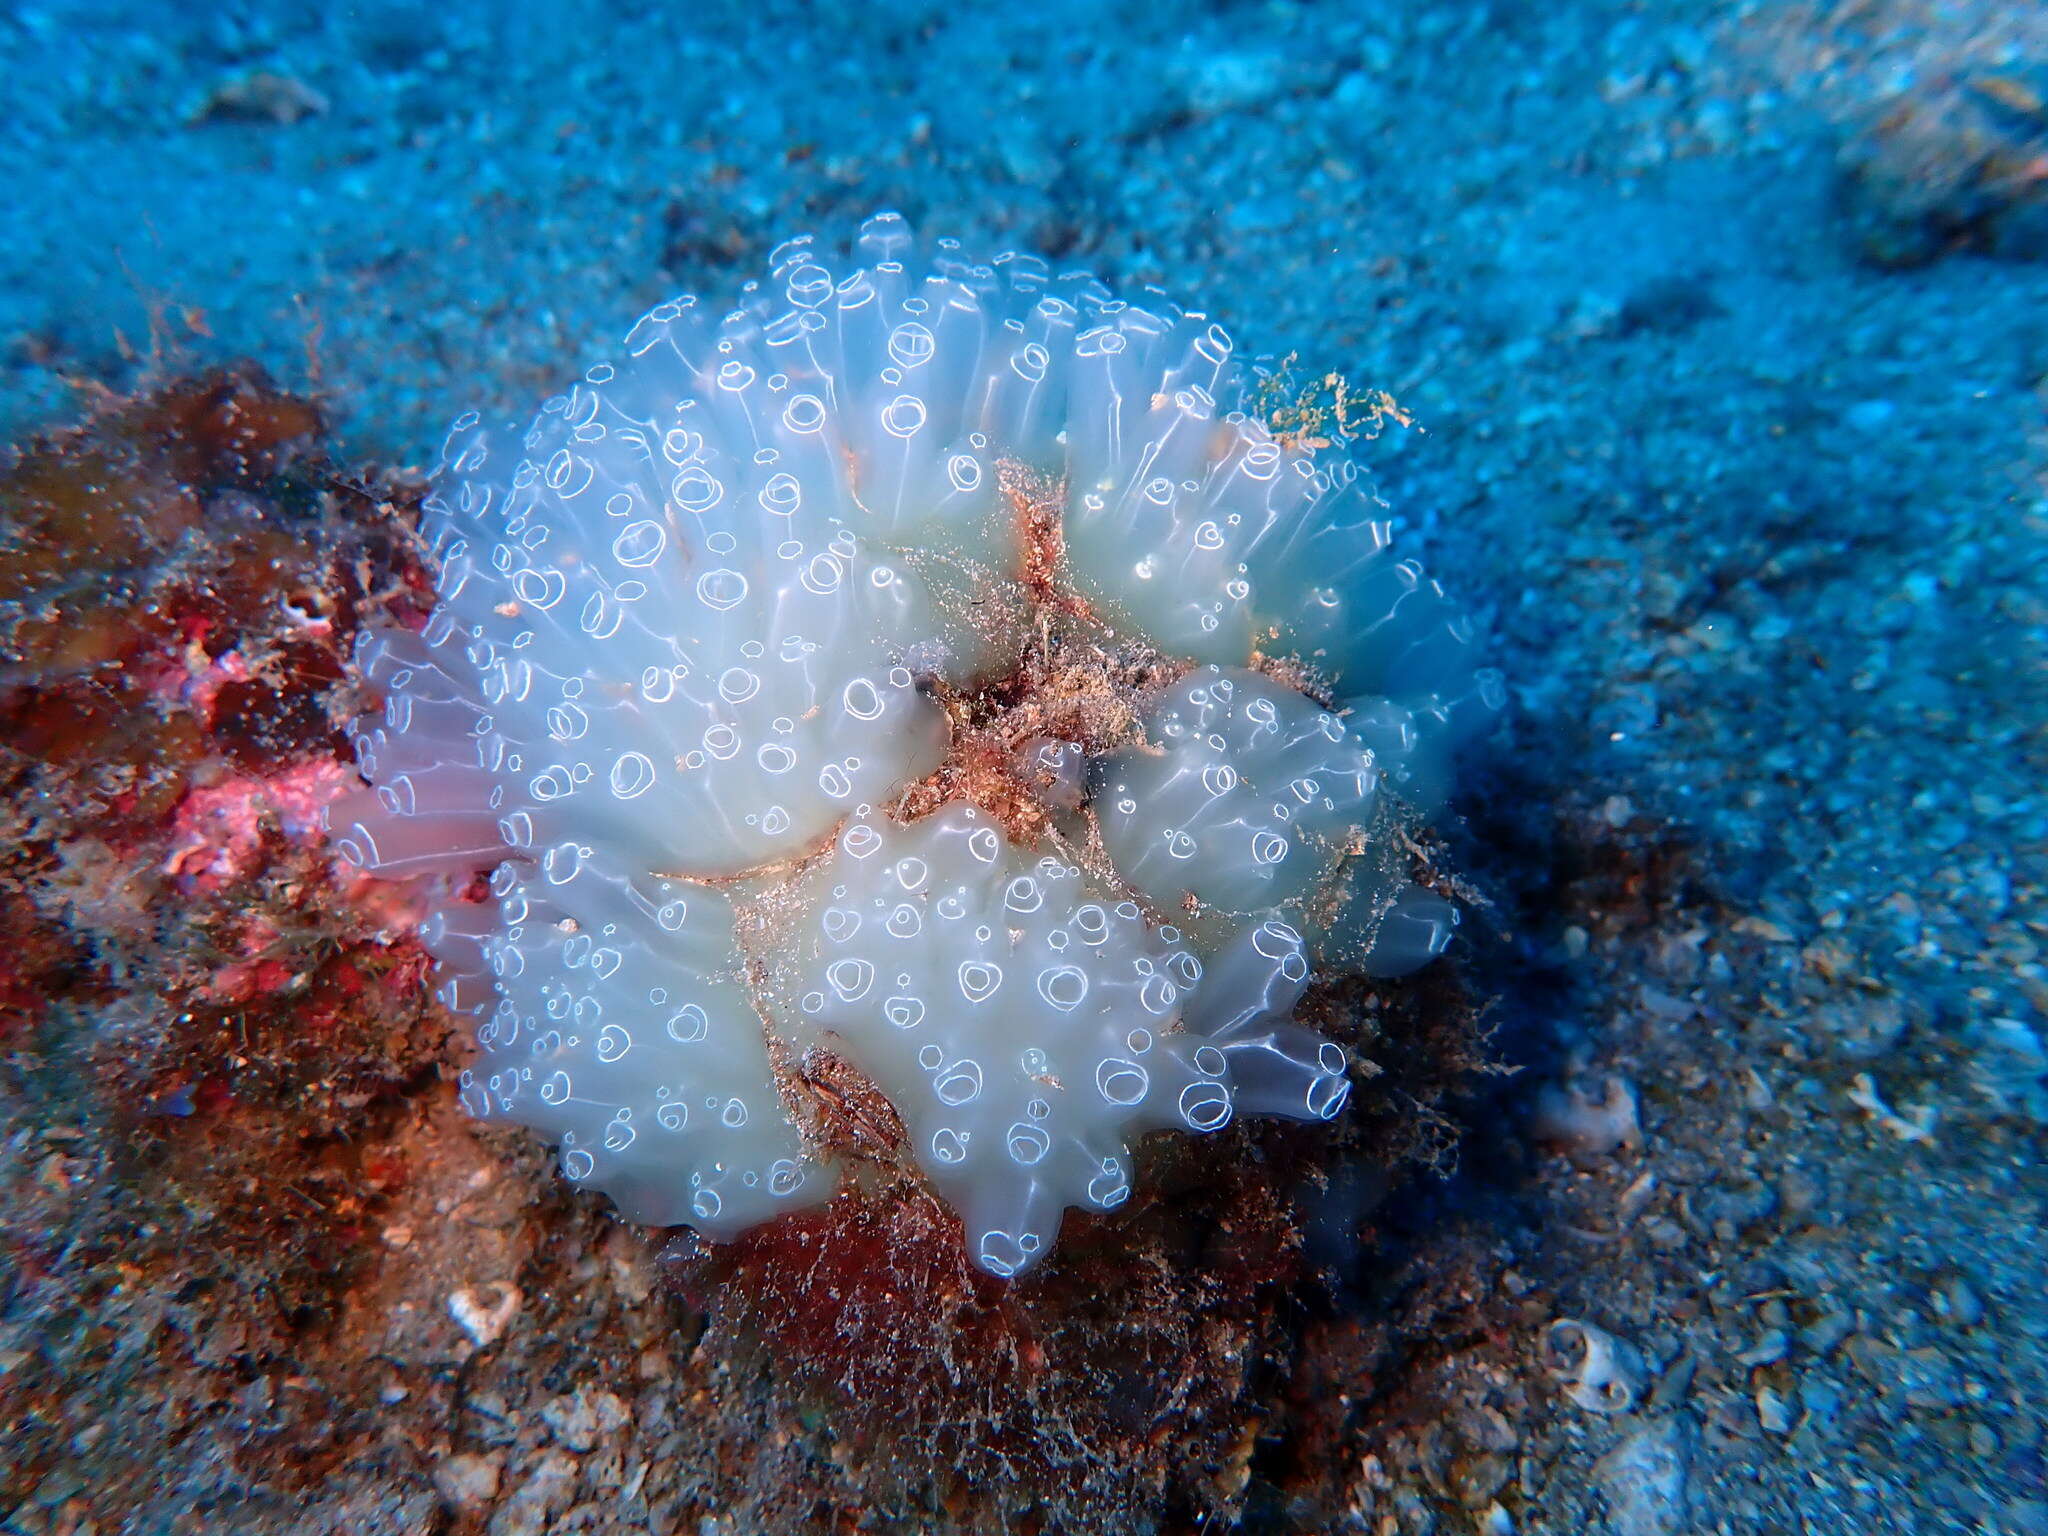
1099, 667, 1376, 919
367, 322, 963, 882
759, 802, 1350, 1277
1097, 666, 1458, 977
447, 855, 831, 1235
329, 210, 1501, 1277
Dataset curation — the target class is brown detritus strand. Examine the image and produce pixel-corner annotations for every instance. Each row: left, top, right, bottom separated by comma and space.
1001, 458, 1084, 616
1255, 351, 1416, 452
784, 1045, 912, 1162
1251, 644, 1340, 710
891, 629, 1178, 848
892, 459, 1186, 855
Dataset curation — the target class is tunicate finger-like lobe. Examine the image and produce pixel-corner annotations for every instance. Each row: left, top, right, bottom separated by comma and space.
442, 393, 957, 877
1098, 666, 1378, 916
456, 855, 832, 1236
761, 803, 1349, 1276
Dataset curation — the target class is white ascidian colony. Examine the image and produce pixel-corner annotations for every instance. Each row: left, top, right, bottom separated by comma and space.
328, 213, 1504, 1277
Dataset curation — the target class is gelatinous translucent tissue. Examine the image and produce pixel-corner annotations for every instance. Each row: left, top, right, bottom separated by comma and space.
328, 212, 1504, 1276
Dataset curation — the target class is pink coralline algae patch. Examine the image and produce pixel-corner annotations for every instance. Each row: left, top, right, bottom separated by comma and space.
163, 758, 354, 890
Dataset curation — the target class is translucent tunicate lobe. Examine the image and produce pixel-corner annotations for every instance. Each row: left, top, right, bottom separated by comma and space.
758, 803, 1349, 1275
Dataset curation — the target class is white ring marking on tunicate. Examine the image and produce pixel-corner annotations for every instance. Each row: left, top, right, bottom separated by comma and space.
883, 995, 924, 1029
513, 568, 567, 609
1179, 1082, 1233, 1131
1308, 1073, 1350, 1119
609, 752, 655, 800
718, 667, 761, 702
673, 468, 725, 515
544, 450, 594, 497
638, 664, 674, 703
612, 520, 666, 567
934, 1060, 982, 1106
957, 962, 1002, 1003
1089, 1163, 1130, 1208
882, 394, 927, 438
825, 958, 874, 1002
595, 1024, 631, 1063
760, 472, 801, 516
529, 765, 573, 801
666, 1005, 708, 1043
801, 551, 843, 594
1096, 1058, 1149, 1106
1253, 920, 1303, 958
930, 1127, 966, 1164
697, 569, 748, 610
842, 678, 885, 721
1036, 966, 1087, 1012
887, 322, 936, 368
